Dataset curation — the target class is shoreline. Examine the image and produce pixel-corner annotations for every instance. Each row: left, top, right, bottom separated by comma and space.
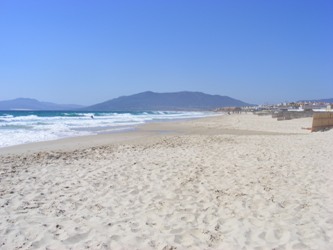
1, 114, 332, 249
0, 110, 216, 150
0, 113, 218, 155
0, 113, 308, 155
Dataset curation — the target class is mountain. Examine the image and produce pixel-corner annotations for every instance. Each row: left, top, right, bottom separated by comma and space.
298, 98, 333, 103
84, 91, 253, 111
0, 98, 84, 110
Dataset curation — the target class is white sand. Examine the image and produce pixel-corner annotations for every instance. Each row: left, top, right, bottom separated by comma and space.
1, 114, 332, 249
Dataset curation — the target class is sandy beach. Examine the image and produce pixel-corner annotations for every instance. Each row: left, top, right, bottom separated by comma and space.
1, 114, 332, 249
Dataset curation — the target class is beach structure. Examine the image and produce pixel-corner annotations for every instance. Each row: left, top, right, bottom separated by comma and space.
312, 112, 333, 132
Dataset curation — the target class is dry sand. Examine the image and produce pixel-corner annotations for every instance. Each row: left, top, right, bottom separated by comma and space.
0, 114, 332, 249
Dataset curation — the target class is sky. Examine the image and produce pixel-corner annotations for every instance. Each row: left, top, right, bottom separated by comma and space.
0, 0, 332, 105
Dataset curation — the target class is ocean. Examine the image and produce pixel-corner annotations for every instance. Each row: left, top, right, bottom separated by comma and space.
0, 110, 214, 148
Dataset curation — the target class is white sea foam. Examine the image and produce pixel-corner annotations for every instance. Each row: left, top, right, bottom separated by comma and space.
0, 111, 215, 148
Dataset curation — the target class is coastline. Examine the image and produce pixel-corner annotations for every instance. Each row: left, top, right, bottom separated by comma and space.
0, 113, 308, 155
1, 114, 332, 249
0, 114, 214, 156
0, 110, 214, 149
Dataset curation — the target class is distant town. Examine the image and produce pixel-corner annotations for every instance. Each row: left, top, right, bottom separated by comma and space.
216, 100, 333, 132
216, 100, 333, 114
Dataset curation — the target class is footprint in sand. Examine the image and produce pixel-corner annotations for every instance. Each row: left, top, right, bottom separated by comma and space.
62, 230, 91, 245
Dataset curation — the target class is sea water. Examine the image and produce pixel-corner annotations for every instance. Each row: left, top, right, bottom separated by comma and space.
0, 110, 214, 148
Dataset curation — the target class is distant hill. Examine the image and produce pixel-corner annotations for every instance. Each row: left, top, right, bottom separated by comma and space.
0, 98, 84, 110
84, 91, 253, 111
298, 98, 333, 103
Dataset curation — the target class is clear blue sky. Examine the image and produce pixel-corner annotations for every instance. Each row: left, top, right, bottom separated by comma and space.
1, 0, 332, 105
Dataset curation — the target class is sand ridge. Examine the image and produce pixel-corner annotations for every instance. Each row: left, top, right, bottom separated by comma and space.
0, 114, 332, 249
